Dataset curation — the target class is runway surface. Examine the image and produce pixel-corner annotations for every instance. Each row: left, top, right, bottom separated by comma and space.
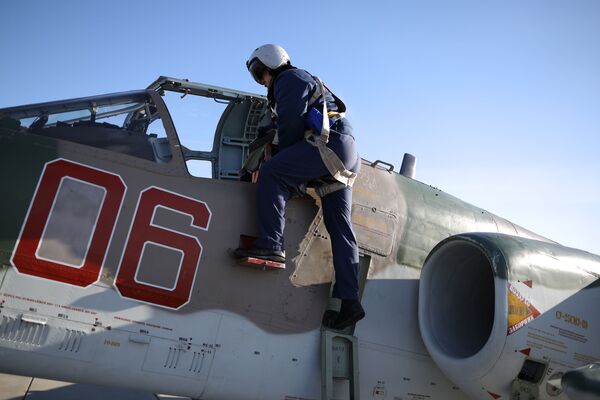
0, 373, 192, 400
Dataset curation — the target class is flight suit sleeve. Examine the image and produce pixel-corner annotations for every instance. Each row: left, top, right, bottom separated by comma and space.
273, 71, 314, 149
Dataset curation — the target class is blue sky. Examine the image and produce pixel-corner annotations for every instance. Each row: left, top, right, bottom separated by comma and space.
1, 0, 599, 254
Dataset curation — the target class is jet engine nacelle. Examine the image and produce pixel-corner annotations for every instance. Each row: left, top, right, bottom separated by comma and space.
418, 232, 600, 399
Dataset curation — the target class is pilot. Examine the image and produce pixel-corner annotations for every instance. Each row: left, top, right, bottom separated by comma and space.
234, 44, 364, 329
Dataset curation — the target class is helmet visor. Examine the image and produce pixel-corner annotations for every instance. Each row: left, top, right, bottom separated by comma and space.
247, 58, 268, 84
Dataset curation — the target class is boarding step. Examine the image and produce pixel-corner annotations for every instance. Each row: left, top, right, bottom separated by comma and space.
237, 257, 285, 270
321, 329, 360, 400
320, 254, 371, 400
235, 235, 285, 271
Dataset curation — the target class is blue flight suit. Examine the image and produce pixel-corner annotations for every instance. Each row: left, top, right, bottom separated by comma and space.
255, 68, 361, 300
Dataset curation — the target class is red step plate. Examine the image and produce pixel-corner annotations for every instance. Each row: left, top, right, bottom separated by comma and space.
237, 257, 285, 271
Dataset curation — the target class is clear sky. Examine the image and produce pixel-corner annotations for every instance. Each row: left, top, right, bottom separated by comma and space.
1, 0, 599, 254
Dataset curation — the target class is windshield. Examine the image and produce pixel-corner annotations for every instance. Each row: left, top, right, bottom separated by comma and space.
0, 91, 171, 163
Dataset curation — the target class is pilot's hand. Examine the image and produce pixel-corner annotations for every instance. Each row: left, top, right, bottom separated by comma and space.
250, 129, 277, 152
257, 123, 277, 138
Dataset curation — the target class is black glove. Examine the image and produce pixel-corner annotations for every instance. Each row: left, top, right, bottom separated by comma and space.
257, 123, 277, 138
249, 129, 277, 153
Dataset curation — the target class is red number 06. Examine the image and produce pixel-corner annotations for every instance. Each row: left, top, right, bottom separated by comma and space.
12, 159, 211, 309
115, 187, 211, 309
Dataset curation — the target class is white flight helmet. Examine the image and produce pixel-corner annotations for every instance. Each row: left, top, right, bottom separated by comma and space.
246, 44, 291, 84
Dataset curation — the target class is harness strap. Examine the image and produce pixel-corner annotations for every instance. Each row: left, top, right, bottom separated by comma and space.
305, 77, 357, 189
315, 181, 347, 198
308, 86, 322, 110
308, 77, 347, 114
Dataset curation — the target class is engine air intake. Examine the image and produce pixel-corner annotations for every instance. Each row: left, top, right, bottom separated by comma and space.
420, 240, 495, 358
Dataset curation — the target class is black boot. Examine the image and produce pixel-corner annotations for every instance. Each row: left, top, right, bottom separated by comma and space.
333, 299, 365, 330
234, 247, 285, 263
321, 309, 339, 329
